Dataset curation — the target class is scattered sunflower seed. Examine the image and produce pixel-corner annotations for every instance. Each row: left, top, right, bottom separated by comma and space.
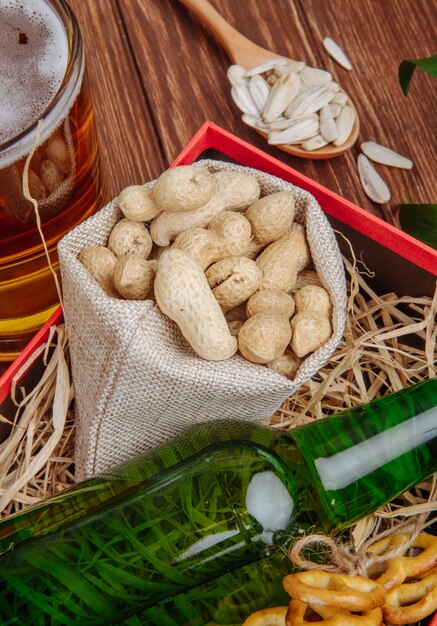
361, 141, 413, 169
323, 37, 352, 70
357, 154, 391, 204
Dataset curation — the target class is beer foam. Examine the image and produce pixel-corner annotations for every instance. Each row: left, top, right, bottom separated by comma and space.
0, 0, 69, 145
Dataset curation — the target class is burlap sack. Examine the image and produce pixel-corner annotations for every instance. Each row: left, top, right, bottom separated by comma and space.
58, 160, 347, 479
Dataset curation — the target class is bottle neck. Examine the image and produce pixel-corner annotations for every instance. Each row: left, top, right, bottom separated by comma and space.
289, 378, 437, 529
0, 380, 435, 550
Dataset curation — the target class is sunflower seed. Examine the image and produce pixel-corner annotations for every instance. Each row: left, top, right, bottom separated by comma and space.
329, 103, 342, 118
323, 37, 352, 70
244, 58, 288, 77
320, 105, 339, 142
276, 60, 306, 75
227, 64, 248, 86
357, 154, 391, 203
331, 91, 349, 105
268, 115, 319, 145
298, 77, 313, 91
333, 105, 356, 146
285, 85, 334, 118
327, 81, 341, 93
301, 134, 329, 151
361, 141, 413, 169
242, 114, 267, 131
267, 116, 302, 130
248, 75, 271, 111
299, 66, 332, 85
263, 71, 301, 123
231, 84, 260, 116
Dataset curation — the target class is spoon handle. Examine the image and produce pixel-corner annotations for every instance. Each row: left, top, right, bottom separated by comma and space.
177, 0, 281, 69
177, 0, 359, 159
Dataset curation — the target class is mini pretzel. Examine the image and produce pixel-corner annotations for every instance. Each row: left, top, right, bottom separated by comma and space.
285, 598, 383, 626
369, 532, 437, 590
282, 570, 386, 611
382, 568, 437, 624
242, 605, 288, 626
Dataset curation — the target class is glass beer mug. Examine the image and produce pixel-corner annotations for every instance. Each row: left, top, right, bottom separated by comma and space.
0, 0, 107, 361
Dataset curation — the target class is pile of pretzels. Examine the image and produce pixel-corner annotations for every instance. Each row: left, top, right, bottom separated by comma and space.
242, 532, 437, 626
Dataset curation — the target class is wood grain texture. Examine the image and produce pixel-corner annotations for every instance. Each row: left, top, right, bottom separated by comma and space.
1, 1, 435, 374
114, 0, 436, 225
300, 0, 437, 224
72, 0, 436, 220
68, 0, 166, 195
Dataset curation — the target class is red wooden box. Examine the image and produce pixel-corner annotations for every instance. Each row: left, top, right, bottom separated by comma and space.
1, 120, 436, 406
0, 122, 436, 625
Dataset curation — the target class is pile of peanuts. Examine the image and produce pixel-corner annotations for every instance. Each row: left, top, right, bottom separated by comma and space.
79, 165, 333, 378
243, 531, 437, 626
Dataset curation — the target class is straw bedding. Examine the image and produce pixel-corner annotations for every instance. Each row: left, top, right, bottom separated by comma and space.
0, 253, 435, 595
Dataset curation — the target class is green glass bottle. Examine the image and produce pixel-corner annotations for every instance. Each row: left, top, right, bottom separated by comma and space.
0, 378, 436, 625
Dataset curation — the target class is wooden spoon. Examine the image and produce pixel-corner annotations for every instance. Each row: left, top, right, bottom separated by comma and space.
178, 0, 359, 159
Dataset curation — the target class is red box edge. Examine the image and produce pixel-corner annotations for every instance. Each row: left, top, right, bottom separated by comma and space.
175, 121, 437, 276
2, 120, 436, 401
0, 306, 64, 405
1, 121, 436, 401
0, 121, 436, 622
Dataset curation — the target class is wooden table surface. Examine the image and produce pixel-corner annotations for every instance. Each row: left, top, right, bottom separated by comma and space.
68, 0, 437, 227
0, 0, 435, 379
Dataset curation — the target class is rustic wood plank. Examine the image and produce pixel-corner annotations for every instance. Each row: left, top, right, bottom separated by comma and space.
297, 0, 437, 224
2, 1, 436, 372
116, 0, 318, 161
118, 0, 436, 224
68, 0, 166, 195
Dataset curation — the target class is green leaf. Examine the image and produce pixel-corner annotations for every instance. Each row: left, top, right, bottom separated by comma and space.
398, 55, 437, 95
399, 203, 437, 248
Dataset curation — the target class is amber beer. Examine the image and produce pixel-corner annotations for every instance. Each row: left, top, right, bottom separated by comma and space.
0, 0, 106, 360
